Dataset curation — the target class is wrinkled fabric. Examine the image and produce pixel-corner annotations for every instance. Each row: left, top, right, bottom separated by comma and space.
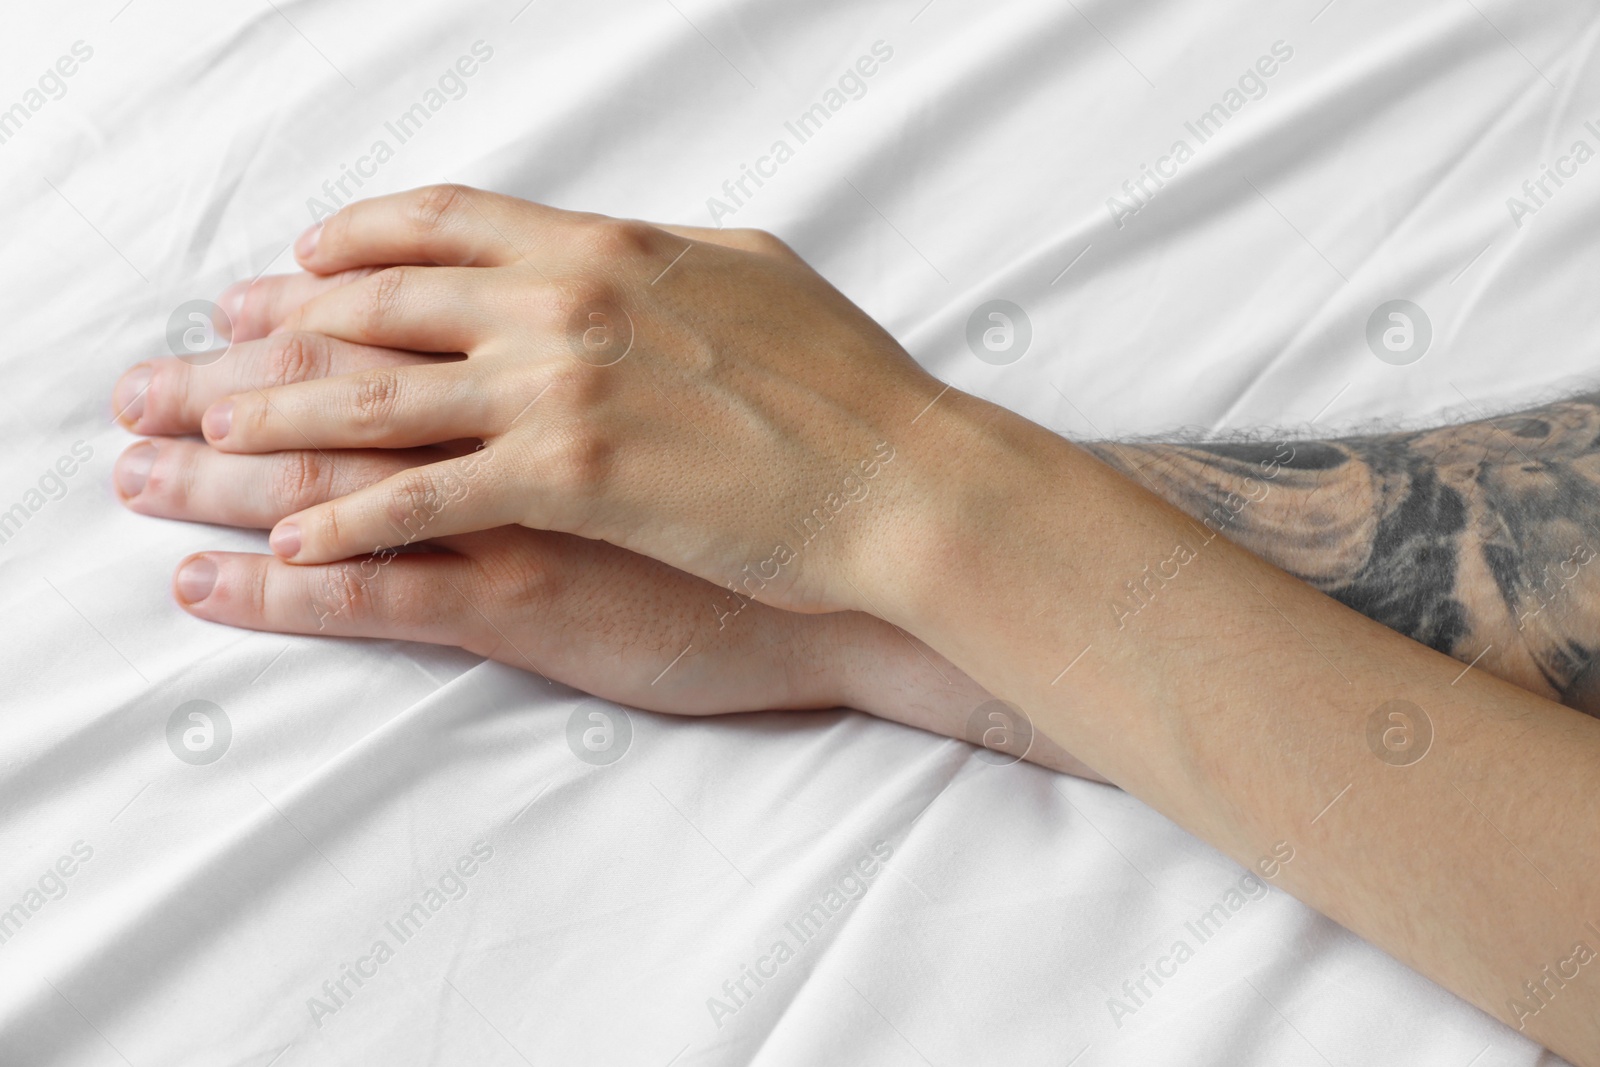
0, 0, 1591, 1063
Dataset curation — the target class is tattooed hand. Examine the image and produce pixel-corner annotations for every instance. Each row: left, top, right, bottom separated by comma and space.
1084, 394, 1600, 715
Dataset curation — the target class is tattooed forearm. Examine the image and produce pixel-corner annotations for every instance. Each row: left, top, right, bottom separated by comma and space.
1082, 393, 1600, 715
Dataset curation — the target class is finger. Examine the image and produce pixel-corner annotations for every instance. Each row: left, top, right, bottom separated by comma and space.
203, 363, 489, 453
295, 185, 565, 274
115, 438, 447, 529
173, 549, 487, 643
268, 451, 515, 564
278, 265, 496, 353
221, 269, 379, 343
114, 333, 441, 435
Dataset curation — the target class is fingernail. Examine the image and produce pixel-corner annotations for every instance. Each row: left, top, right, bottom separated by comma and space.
219, 280, 247, 322
270, 522, 301, 559
114, 365, 151, 426
115, 441, 157, 498
296, 222, 322, 259
204, 400, 233, 441
176, 556, 218, 604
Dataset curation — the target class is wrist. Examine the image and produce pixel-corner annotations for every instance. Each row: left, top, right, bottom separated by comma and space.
822, 608, 976, 721
855, 388, 1087, 635
821, 604, 1111, 781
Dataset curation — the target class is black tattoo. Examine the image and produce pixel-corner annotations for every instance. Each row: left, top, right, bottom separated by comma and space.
1084, 392, 1600, 715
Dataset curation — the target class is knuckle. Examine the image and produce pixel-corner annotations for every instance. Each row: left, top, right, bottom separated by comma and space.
451, 572, 506, 658
547, 274, 618, 322
515, 550, 566, 607
315, 563, 378, 624
346, 369, 404, 431
410, 184, 469, 236
244, 558, 271, 618
453, 554, 556, 661
335, 266, 380, 287
245, 275, 285, 329
262, 332, 326, 387
535, 357, 609, 411
145, 359, 184, 423
231, 278, 265, 334
385, 474, 447, 544
322, 503, 343, 553
481, 550, 559, 610
320, 206, 352, 252
240, 392, 273, 439
363, 267, 412, 331
507, 553, 557, 604
548, 424, 614, 495
583, 218, 659, 260
268, 451, 330, 511
734, 227, 789, 255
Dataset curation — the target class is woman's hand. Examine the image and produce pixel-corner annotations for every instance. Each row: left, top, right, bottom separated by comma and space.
199, 185, 948, 615
115, 299, 857, 717
112, 283, 1106, 779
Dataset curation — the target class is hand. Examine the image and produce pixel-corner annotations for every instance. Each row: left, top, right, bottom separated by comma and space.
199, 186, 948, 615
112, 277, 1107, 779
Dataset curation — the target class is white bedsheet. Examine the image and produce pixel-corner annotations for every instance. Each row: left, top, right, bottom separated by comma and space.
1, 0, 1594, 1063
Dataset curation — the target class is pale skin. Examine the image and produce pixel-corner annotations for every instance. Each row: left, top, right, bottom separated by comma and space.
111, 267, 1096, 777
113, 186, 1600, 1061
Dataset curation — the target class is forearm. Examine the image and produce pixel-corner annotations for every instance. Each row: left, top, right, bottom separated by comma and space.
1079, 394, 1600, 715
844, 392, 1600, 779
874, 391, 1600, 1063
